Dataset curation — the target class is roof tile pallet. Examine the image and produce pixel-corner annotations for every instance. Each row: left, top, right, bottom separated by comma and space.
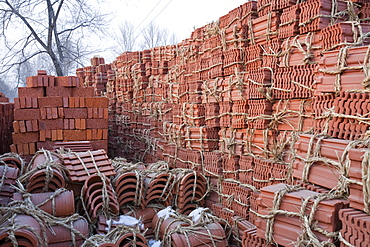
62, 0, 370, 246
255, 183, 349, 246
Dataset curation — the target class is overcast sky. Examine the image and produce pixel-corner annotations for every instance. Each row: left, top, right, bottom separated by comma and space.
101, 0, 247, 61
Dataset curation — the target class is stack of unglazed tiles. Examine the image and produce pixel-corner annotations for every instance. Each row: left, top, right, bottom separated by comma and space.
10, 70, 108, 158
0, 93, 14, 154
70, 0, 370, 246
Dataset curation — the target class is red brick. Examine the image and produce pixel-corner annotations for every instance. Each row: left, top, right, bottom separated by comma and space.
75, 119, 81, 129
23, 143, 30, 155
10, 144, 17, 153
48, 76, 56, 86
13, 121, 20, 133
63, 108, 88, 119
45, 130, 52, 139
46, 108, 53, 119
86, 119, 108, 129
87, 108, 93, 118
63, 119, 69, 130
51, 108, 58, 119
14, 109, 40, 120
51, 130, 58, 141
19, 121, 26, 133
29, 143, 36, 154
63, 130, 87, 141
26, 120, 33, 132
18, 87, 44, 98
32, 120, 38, 132
38, 70, 47, 75
38, 97, 63, 108
32, 98, 38, 108
97, 129, 103, 139
40, 108, 47, 119
72, 87, 95, 97
19, 97, 26, 109
25, 97, 32, 108
102, 129, 108, 139
91, 129, 97, 139
26, 76, 38, 87
98, 108, 104, 119
79, 98, 85, 107
39, 130, 46, 141
55, 76, 79, 87
75, 97, 80, 107
17, 144, 24, 154
63, 97, 69, 107
86, 129, 92, 140
103, 108, 108, 119
14, 98, 20, 109
37, 76, 43, 87
55, 77, 68, 87
69, 97, 75, 108
93, 108, 99, 118
85, 97, 108, 108
58, 108, 64, 118
38, 119, 64, 130
81, 119, 86, 129
57, 129, 63, 140
46, 86, 73, 97
69, 119, 75, 129
12, 132, 39, 144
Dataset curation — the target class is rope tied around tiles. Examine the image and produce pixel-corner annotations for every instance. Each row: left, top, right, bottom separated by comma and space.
297, 192, 346, 247
0, 164, 8, 195
106, 224, 142, 246
202, 78, 222, 103
361, 150, 370, 214
299, 133, 335, 184
318, 45, 370, 93
319, 107, 370, 127
19, 149, 68, 192
251, 184, 305, 244
2, 183, 88, 247
34, 188, 68, 216
163, 218, 225, 247
280, 33, 317, 67
299, 0, 346, 28
0, 213, 46, 247
222, 178, 257, 192
0, 152, 25, 175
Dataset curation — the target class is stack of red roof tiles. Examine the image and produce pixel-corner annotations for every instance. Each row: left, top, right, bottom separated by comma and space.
3, 0, 370, 246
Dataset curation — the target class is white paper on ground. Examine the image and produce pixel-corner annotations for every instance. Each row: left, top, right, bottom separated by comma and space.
156, 206, 176, 220
105, 215, 144, 231
148, 239, 162, 247
189, 207, 211, 223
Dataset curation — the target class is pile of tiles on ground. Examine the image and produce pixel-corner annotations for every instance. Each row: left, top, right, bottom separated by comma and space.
0, 150, 226, 246
10, 70, 109, 160
0, 93, 14, 154
77, 0, 370, 246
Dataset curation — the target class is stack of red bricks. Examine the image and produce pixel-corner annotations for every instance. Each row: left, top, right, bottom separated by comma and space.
73, 0, 370, 246
0, 93, 14, 154
10, 70, 108, 159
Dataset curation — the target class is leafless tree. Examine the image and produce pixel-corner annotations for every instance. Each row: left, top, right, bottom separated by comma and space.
139, 22, 178, 50
115, 20, 136, 52
0, 0, 107, 79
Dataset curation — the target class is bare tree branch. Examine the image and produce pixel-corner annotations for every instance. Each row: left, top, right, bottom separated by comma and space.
0, 0, 108, 85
